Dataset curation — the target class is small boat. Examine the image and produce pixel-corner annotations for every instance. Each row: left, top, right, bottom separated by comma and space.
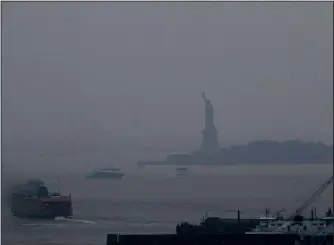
175, 167, 188, 176
11, 179, 73, 219
86, 168, 124, 180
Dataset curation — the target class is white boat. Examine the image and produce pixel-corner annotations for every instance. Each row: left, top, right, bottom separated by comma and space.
86, 168, 124, 180
175, 167, 188, 176
247, 215, 333, 235
252, 216, 285, 232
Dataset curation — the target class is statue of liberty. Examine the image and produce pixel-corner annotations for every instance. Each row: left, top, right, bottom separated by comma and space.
200, 92, 219, 154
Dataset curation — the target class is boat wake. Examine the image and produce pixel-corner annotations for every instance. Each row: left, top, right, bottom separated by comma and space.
21, 217, 96, 227
21, 223, 64, 227
54, 216, 96, 224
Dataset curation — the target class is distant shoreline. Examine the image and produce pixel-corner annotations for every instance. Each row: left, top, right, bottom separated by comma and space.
138, 140, 333, 166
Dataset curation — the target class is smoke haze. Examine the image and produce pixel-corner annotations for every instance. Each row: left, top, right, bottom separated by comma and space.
2, 2, 332, 172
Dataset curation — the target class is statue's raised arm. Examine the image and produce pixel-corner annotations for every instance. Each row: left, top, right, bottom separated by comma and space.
202, 92, 208, 102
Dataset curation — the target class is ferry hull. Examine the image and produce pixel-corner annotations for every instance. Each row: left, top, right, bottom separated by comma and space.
11, 194, 73, 219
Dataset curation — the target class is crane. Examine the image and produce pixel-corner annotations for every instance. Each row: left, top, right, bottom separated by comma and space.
289, 175, 333, 218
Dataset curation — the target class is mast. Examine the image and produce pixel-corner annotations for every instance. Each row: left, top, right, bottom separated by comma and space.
56, 176, 61, 194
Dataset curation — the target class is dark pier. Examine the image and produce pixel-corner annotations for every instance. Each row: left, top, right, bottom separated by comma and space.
106, 214, 333, 245
106, 234, 333, 245
176, 217, 259, 235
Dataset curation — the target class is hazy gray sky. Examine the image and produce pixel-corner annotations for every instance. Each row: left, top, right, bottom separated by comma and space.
2, 2, 333, 151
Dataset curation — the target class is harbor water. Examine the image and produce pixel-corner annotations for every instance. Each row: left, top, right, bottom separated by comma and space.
1, 164, 333, 245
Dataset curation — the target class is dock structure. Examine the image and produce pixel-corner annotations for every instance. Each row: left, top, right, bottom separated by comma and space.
106, 233, 333, 245
106, 215, 333, 245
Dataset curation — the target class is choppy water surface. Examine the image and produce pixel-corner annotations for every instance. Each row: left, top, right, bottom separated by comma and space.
2, 164, 333, 245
